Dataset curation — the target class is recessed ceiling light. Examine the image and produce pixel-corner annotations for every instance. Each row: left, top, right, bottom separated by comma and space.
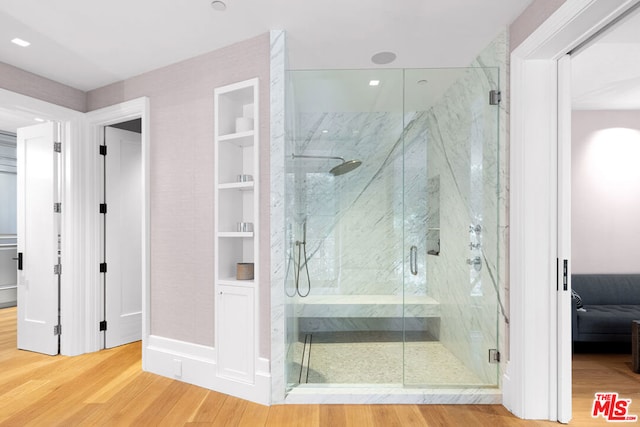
211, 1, 227, 11
34, 118, 45, 123
369, 80, 380, 86
321, 129, 329, 133
11, 38, 30, 47
371, 51, 396, 65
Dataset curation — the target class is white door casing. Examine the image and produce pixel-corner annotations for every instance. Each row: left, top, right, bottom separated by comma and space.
506, 0, 640, 421
16, 122, 60, 355
103, 127, 142, 348
84, 98, 150, 365
556, 55, 573, 425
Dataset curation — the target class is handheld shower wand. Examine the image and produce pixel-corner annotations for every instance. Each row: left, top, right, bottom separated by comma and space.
294, 220, 311, 297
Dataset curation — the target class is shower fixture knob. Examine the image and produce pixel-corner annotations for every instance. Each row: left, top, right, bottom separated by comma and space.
469, 225, 482, 233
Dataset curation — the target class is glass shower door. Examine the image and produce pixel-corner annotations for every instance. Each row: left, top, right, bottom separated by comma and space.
402, 67, 501, 387
285, 69, 406, 388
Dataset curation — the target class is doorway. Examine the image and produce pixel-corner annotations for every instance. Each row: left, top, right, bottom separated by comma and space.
568, 6, 640, 420
100, 120, 143, 349
84, 97, 150, 359
0, 90, 149, 358
507, 0, 640, 422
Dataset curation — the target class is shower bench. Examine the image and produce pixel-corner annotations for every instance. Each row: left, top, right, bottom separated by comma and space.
295, 294, 440, 318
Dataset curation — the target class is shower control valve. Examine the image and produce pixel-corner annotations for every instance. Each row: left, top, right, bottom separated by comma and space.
466, 256, 482, 271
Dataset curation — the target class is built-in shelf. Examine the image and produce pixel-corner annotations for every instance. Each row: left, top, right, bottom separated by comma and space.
218, 232, 254, 238
218, 182, 254, 191
218, 130, 255, 146
214, 77, 260, 390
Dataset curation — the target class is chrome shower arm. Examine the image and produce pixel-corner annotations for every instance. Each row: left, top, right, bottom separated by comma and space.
291, 154, 345, 162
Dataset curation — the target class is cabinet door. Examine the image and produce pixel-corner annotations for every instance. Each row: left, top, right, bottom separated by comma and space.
216, 284, 255, 383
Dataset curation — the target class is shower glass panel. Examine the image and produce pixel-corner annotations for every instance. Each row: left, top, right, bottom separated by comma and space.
402, 68, 500, 387
284, 67, 500, 392
285, 69, 405, 388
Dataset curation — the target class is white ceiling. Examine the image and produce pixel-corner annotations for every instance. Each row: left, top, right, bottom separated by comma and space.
2, 0, 638, 134
572, 6, 640, 110
0, 0, 532, 92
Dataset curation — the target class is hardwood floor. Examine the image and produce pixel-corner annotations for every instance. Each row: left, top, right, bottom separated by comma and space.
572, 350, 640, 425
1, 307, 637, 426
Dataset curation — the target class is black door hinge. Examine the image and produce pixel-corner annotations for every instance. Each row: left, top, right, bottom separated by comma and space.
99, 145, 107, 156
54, 142, 62, 153
99, 321, 107, 331
99, 203, 107, 214
100, 263, 107, 273
54, 324, 62, 336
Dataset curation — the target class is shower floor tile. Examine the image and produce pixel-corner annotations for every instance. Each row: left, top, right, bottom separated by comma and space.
295, 332, 487, 386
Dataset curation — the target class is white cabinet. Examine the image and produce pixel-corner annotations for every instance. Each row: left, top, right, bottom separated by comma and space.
214, 78, 259, 384
216, 284, 255, 382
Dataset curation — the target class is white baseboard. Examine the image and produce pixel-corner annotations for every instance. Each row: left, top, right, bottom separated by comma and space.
145, 335, 271, 405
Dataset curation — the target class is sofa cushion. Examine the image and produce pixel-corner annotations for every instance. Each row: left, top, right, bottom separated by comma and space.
577, 305, 640, 335
572, 274, 640, 305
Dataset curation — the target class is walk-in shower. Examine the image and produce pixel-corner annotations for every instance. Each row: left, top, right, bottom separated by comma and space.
284, 67, 501, 393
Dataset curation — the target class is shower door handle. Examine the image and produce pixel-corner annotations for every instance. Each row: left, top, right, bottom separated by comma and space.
410, 246, 418, 276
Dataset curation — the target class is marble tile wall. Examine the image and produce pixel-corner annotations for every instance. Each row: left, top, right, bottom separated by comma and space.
287, 111, 407, 297
269, 29, 287, 403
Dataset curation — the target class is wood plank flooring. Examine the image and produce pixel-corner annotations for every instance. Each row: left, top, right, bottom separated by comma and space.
1, 307, 637, 425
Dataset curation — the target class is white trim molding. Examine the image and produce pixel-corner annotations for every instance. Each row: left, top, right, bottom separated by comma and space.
506, 0, 640, 421
146, 335, 271, 405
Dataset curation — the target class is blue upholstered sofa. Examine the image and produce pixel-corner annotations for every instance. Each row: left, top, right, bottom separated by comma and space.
572, 274, 640, 343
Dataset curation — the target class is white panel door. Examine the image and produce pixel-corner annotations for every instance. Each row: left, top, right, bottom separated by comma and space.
17, 122, 59, 355
104, 127, 142, 348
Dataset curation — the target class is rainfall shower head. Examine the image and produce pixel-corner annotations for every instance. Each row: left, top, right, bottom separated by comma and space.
292, 154, 362, 176
329, 159, 362, 176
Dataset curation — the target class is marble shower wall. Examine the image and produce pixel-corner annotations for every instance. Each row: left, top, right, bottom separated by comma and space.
287, 110, 412, 297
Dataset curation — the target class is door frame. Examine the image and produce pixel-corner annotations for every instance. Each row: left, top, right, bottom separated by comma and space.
83, 98, 150, 366
505, 0, 640, 420
0, 88, 85, 356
